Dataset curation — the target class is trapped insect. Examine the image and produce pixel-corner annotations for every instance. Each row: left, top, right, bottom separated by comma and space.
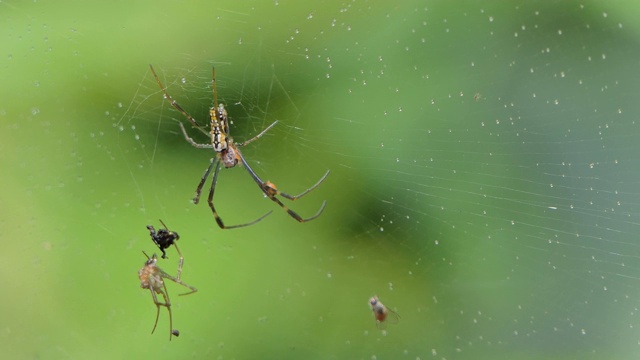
149, 64, 330, 229
147, 219, 184, 280
369, 295, 399, 328
138, 251, 197, 340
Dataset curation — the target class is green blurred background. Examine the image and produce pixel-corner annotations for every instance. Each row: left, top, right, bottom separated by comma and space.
3, 1, 640, 359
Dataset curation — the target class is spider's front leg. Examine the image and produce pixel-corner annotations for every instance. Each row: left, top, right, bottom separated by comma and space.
178, 122, 214, 149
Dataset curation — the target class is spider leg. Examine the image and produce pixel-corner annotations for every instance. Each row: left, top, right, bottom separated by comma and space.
207, 159, 225, 228
178, 285, 198, 296
159, 219, 169, 229
149, 286, 173, 340
149, 289, 161, 335
178, 121, 214, 148
160, 269, 198, 296
160, 283, 174, 341
212, 66, 218, 109
235, 120, 279, 147
194, 158, 218, 205
206, 159, 272, 229
149, 64, 202, 128
173, 242, 184, 281
267, 193, 327, 222
238, 152, 328, 222
272, 170, 330, 200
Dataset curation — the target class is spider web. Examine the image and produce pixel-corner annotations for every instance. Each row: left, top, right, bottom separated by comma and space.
111, 3, 640, 358
3, 1, 640, 359
114, 57, 323, 221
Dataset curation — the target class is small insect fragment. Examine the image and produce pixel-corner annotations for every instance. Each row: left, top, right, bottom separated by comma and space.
171, 329, 180, 337
139, 251, 197, 341
369, 295, 399, 328
147, 219, 184, 280
147, 219, 179, 259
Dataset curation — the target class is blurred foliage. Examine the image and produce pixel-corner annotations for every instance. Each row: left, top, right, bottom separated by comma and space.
2, 1, 640, 359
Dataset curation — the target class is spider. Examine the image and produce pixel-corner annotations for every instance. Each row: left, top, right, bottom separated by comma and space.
369, 295, 400, 328
149, 64, 330, 229
147, 219, 184, 280
138, 251, 198, 341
